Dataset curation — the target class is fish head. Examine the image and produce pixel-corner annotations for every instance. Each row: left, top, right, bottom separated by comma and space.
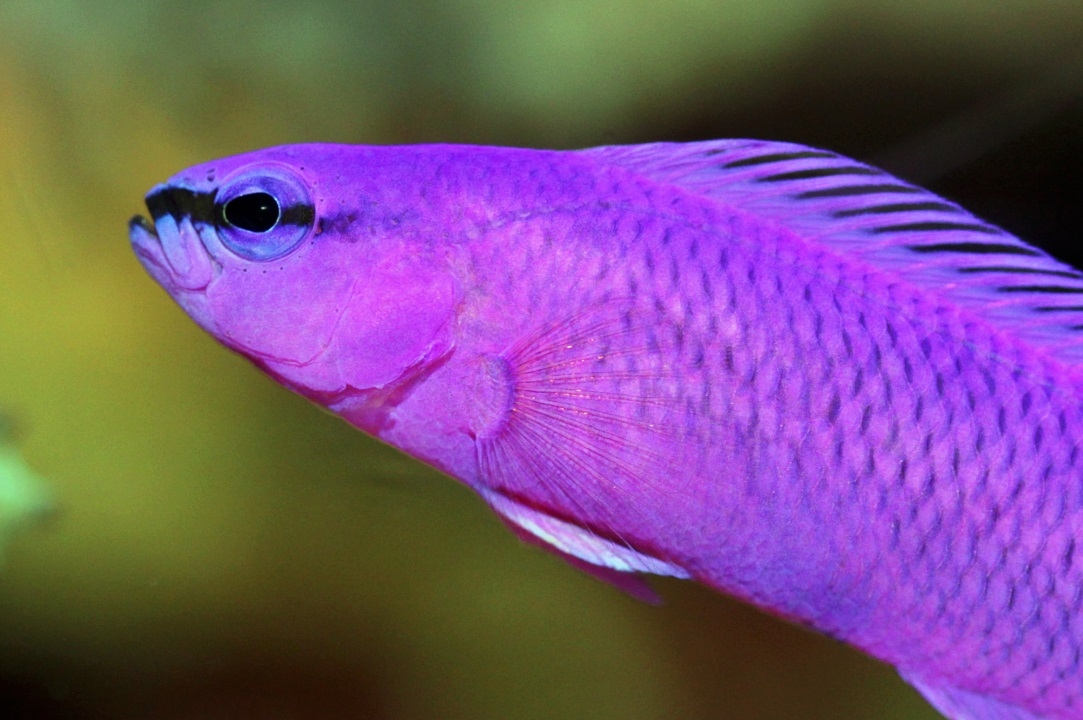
130, 144, 460, 406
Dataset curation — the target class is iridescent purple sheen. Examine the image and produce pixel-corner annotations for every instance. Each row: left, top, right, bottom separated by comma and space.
132, 140, 1083, 720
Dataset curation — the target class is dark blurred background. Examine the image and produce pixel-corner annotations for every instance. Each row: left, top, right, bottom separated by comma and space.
0, 2, 1081, 718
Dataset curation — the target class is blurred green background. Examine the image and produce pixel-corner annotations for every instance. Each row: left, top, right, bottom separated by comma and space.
1, 1, 1081, 718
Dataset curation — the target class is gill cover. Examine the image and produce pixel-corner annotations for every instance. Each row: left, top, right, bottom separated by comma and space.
188, 158, 457, 395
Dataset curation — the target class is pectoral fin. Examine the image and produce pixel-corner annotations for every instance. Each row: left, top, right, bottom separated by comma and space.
470, 298, 696, 601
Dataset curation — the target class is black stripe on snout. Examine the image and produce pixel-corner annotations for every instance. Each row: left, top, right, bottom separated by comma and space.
145, 187, 217, 225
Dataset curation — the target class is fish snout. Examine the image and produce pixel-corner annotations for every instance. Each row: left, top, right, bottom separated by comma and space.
145, 184, 217, 226
130, 185, 217, 291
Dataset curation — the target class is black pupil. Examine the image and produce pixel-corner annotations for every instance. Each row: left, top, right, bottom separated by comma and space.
223, 192, 280, 233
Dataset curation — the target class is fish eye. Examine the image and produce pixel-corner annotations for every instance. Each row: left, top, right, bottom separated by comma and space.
222, 192, 280, 233
213, 166, 315, 261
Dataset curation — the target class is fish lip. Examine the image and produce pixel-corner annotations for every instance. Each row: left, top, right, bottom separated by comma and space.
129, 213, 166, 272
129, 213, 211, 292
129, 214, 158, 239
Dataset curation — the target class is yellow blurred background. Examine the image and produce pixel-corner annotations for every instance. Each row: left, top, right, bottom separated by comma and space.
1, 2, 1081, 718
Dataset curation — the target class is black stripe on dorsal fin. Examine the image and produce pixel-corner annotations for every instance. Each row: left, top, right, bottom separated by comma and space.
581, 139, 1083, 366
833, 201, 962, 217
720, 150, 838, 167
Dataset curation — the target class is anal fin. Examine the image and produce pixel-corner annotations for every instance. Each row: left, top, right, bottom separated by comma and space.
900, 669, 1050, 720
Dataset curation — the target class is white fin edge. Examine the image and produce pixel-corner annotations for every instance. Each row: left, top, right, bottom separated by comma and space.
481, 489, 690, 578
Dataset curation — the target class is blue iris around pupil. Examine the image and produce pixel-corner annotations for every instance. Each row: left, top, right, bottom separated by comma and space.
223, 192, 280, 233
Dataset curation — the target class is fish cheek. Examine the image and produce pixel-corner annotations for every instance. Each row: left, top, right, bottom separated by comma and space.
204, 257, 354, 372
326, 265, 458, 390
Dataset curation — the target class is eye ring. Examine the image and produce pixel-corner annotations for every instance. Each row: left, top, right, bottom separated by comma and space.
213, 165, 315, 261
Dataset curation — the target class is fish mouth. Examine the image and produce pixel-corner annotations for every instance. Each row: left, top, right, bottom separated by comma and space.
130, 214, 158, 238
129, 214, 166, 271
128, 209, 213, 292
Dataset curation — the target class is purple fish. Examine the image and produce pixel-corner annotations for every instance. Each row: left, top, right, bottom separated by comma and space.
131, 139, 1083, 720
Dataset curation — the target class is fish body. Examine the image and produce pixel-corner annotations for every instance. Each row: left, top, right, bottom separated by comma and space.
131, 140, 1083, 720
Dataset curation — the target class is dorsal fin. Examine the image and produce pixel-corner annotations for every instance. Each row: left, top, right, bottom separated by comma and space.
583, 139, 1083, 366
